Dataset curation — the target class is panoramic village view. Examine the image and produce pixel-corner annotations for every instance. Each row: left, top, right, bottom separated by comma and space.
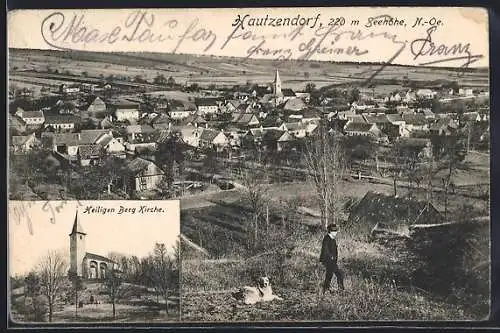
8, 49, 490, 321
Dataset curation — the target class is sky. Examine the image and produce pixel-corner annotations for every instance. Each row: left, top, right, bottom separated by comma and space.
7, 7, 489, 67
8, 200, 180, 276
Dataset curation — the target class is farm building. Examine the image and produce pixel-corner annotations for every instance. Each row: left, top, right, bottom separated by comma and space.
195, 98, 220, 114
10, 133, 40, 153
15, 108, 45, 127
44, 115, 80, 131
346, 191, 443, 237
111, 101, 140, 122
124, 157, 165, 193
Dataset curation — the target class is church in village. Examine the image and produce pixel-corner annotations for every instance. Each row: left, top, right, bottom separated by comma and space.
69, 212, 118, 280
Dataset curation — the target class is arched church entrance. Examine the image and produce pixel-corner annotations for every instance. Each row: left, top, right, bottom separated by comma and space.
99, 262, 108, 279
89, 261, 98, 279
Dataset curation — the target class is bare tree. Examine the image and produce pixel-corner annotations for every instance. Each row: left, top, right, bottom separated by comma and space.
67, 271, 84, 318
304, 120, 346, 230
148, 243, 176, 315
103, 268, 123, 320
239, 167, 269, 249
37, 250, 69, 322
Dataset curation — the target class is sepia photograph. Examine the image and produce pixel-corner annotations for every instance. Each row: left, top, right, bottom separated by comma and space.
8, 200, 180, 323
7, 7, 491, 323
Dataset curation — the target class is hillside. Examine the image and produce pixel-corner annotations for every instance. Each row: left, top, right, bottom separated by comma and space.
9, 48, 489, 92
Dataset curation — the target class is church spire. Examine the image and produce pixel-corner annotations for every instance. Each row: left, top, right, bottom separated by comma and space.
273, 69, 282, 96
69, 210, 86, 236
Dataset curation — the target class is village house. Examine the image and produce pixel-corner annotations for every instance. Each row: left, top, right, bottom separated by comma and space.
15, 108, 45, 127
420, 109, 436, 119
48, 129, 114, 162
300, 108, 322, 123
351, 101, 376, 112
347, 191, 442, 236
344, 122, 381, 138
225, 99, 242, 113
231, 112, 260, 127
77, 144, 102, 166
463, 112, 482, 123
59, 83, 80, 94
345, 114, 367, 124
396, 137, 433, 159
294, 92, 311, 103
168, 108, 193, 120
278, 122, 308, 138
9, 114, 27, 134
459, 88, 474, 96
261, 129, 286, 151
125, 157, 165, 193
83, 96, 107, 113
195, 98, 220, 115
10, 133, 40, 153
281, 97, 306, 112
44, 115, 80, 132
96, 133, 126, 157
362, 113, 390, 130
112, 101, 140, 122
402, 113, 429, 132
430, 117, 459, 136
224, 126, 245, 147
386, 114, 405, 127
174, 125, 203, 148
383, 122, 410, 139
416, 89, 436, 100
199, 128, 228, 151
124, 130, 158, 155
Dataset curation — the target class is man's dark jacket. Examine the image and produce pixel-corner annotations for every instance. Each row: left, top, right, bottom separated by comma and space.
319, 234, 338, 265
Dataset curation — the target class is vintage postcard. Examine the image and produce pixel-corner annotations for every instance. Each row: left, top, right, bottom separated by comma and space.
7, 6, 490, 323
8, 200, 181, 323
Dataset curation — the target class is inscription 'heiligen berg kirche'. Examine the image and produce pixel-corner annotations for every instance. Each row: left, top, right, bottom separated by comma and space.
68, 211, 119, 280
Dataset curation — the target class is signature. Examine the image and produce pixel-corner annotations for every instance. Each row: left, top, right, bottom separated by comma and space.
40, 10, 217, 53
410, 26, 483, 69
10, 199, 84, 235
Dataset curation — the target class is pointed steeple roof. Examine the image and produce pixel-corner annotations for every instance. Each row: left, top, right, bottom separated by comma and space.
274, 69, 281, 86
69, 210, 86, 235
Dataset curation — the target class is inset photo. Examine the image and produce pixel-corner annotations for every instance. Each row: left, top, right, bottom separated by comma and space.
9, 200, 180, 323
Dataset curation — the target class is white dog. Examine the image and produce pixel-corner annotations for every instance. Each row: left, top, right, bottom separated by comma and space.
232, 276, 283, 305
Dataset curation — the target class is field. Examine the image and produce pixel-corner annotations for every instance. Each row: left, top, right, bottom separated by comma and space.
9, 49, 489, 93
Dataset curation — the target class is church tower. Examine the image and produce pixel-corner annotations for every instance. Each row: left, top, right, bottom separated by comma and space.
273, 69, 283, 97
69, 210, 86, 277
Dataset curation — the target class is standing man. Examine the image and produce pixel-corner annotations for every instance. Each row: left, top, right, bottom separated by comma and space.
319, 224, 345, 294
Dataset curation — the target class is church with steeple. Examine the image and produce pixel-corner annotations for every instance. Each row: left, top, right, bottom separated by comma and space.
69, 211, 118, 280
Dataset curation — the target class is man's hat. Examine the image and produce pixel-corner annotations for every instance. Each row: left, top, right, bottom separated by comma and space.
327, 224, 339, 232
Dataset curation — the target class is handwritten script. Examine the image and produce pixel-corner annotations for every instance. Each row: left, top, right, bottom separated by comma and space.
10, 200, 84, 235
38, 10, 484, 80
